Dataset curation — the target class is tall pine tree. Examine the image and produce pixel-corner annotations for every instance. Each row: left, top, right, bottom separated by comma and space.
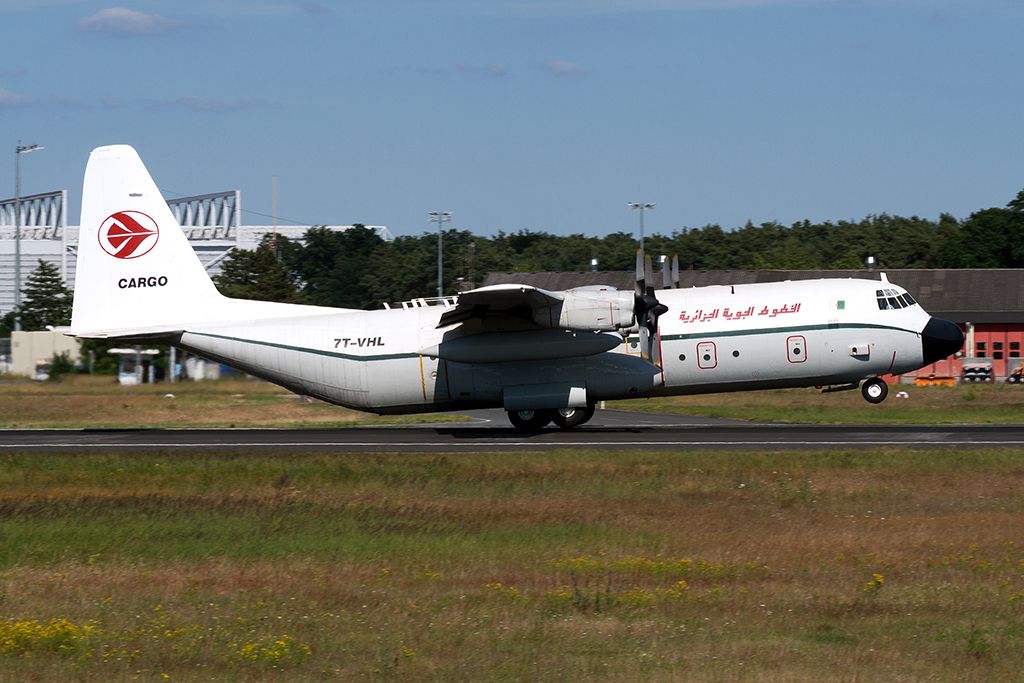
17, 260, 73, 331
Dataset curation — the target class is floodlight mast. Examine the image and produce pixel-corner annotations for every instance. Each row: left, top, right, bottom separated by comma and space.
14, 142, 44, 332
428, 211, 452, 297
628, 201, 655, 252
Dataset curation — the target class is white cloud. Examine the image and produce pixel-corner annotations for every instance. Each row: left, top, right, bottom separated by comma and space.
77, 7, 180, 35
0, 88, 29, 107
546, 60, 589, 76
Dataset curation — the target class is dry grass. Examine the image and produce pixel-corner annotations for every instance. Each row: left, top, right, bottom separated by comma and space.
0, 375, 458, 428
613, 382, 1024, 423
4, 374, 1020, 429
1, 448, 1024, 680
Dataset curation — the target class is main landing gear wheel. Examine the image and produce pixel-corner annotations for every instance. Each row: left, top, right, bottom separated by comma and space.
507, 409, 553, 431
861, 377, 888, 404
551, 404, 596, 429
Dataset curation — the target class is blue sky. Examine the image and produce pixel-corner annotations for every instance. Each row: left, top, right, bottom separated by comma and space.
2, 0, 1023, 238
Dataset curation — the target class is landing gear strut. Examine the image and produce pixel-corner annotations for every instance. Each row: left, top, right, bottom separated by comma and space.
861, 377, 888, 404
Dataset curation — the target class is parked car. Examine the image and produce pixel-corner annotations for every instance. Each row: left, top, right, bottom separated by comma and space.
961, 366, 994, 383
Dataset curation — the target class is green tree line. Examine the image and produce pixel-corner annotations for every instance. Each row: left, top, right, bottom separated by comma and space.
216, 188, 1024, 310
4, 187, 1024, 336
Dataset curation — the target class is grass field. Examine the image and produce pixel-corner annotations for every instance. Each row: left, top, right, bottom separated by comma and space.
3, 374, 1024, 428
2, 376, 1023, 679
612, 382, 1024, 424
2, 447, 1024, 681
0, 376, 461, 429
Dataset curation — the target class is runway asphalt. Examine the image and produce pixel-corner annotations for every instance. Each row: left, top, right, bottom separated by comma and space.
2, 409, 1024, 452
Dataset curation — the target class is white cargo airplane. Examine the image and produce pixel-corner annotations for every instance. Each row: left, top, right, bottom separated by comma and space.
68, 145, 964, 430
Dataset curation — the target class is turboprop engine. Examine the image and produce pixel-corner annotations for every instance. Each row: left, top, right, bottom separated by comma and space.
531, 286, 635, 332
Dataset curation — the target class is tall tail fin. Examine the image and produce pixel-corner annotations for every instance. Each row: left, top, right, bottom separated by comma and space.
70, 145, 226, 337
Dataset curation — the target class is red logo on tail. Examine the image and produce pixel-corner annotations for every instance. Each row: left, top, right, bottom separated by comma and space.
98, 211, 159, 259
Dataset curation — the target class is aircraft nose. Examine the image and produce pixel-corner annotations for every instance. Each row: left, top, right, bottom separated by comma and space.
921, 317, 964, 365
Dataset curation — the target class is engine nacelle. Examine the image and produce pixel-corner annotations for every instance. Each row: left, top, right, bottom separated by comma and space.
531, 286, 635, 331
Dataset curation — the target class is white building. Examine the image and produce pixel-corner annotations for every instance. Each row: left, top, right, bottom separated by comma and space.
0, 189, 391, 317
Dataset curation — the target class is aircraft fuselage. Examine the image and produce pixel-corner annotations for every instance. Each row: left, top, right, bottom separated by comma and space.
173, 277, 936, 414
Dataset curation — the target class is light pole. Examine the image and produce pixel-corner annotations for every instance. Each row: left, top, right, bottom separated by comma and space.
628, 202, 655, 252
14, 142, 44, 332
428, 211, 452, 297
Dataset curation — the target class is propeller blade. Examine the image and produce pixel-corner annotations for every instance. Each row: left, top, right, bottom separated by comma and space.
650, 324, 663, 367
638, 324, 649, 360
635, 248, 645, 297
671, 255, 680, 289
632, 245, 668, 367
661, 257, 670, 290
639, 307, 667, 367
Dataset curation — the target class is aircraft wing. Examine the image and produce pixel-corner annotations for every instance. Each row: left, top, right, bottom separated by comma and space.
438, 283, 635, 332
438, 284, 562, 328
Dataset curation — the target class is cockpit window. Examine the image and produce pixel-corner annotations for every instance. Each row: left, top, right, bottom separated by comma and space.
876, 288, 918, 310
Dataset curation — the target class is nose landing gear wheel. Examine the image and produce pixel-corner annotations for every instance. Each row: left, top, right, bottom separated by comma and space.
551, 404, 596, 429
507, 409, 553, 431
861, 377, 888, 404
